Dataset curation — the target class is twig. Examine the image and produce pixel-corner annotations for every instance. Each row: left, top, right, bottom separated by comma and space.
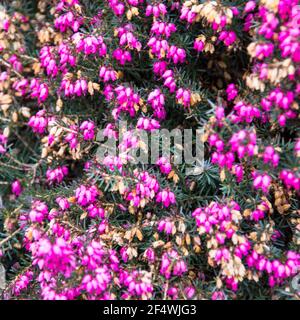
14, 132, 39, 157
19, 55, 38, 62
0, 161, 24, 171
5, 154, 34, 169
0, 58, 23, 78
163, 280, 169, 300
0, 228, 21, 247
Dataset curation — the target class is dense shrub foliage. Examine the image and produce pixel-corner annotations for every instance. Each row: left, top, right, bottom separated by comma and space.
0, 0, 299, 300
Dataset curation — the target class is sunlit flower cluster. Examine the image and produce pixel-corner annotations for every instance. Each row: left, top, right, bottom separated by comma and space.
0, 0, 299, 301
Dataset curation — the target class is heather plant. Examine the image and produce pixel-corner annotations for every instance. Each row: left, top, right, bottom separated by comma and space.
0, 0, 299, 300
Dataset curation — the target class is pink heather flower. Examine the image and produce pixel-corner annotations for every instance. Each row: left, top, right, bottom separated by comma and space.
0, 71, 8, 81
271, 230, 282, 241
39, 46, 58, 77
244, 13, 254, 31
160, 250, 187, 279
176, 88, 191, 107
226, 83, 238, 101
225, 277, 238, 291
30, 80, 49, 103
56, 197, 70, 211
215, 233, 226, 245
103, 155, 124, 172
99, 66, 117, 82
28, 110, 51, 134
2, 0, 300, 301
157, 218, 175, 235
194, 38, 205, 52
12, 78, 28, 96
108, 0, 125, 16
262, 146, 280, 167
234, 241, 251, 258
147, 37, 169, 59
103, 84, 114, 101
103, 123, 118, 139
146, 4, 167, 18
279, 170, 300, 191
156, 157, 172, 174
48, 209, 61, 221
144, 248, 155, 263
253, 172, 272, 193
114, 85, 140, 118
119, 130, 139, 152
0, 133, 7, 154
116, 27, 141, 51
215, 248, 230, 264
232, 164, 244, 183
81, 267, 111, 296
98, 220, 108, 234
35, 237, 76, 277
173, 259, 187, 276
75, 185, 99, 206
54, 11, 82, 33
212, 15, 228, 30
170, 2, 180, 10
219, 31, 237, 46
8, 55, 23, 73
74, 34, 107, 56
113, 48, 132, 65
119, 270, 153, 299
229, 130, 257, 159
147, 89, 166, 119
278, 114, 286, 127
244, 1, 256, 13
80, 120, 95, 140
87, 204, 105, 219
156, 189, 176, 207
12, 271, 33, 296
215, 106, 225, 122
153, 61, 167, 76
160, 252, 172, 278
162, 69, 177, 92
65, 126, 79, 149
251, 209, 265, 222
246, 250, 300, 286
58, 42, 77, 68
167, 287, 179, 299
230, 101, 261, 123
2, 18, 10, 32
151, 22, 176, 38
212, 291, 226, 300
167, 45, 186, 64
120, 247, 129, 262
208, 134, 224, 151
211, 151, 235, 169
180, 6, 197, 23
268, 89, 294, 110
46, 166, 69, 184
12, 180, 22, 197
193, 201, 240, 236
60, 79, 88, 97
137, 117, 160, 131
29, 201, 49, 223
258, 13, 279, 39
255, 43, 274, 59
126, 171, 160, 207
185, 286, 196, 299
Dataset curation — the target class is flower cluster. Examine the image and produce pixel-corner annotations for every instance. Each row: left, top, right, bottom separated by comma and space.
0, 0, 299, 301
